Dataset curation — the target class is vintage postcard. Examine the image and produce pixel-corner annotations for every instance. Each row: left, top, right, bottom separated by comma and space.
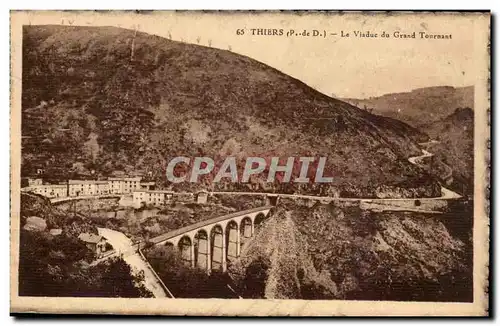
10, 10, 490, 316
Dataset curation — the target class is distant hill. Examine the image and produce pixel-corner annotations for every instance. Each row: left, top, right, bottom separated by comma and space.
22, 25, 437, 197
343, 86, 474, 128
423, 108, 474, 195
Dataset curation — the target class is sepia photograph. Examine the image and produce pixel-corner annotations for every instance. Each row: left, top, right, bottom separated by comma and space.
9, 10, 490, 316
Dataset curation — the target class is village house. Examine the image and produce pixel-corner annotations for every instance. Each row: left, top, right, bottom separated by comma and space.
78, 233, 107, 258
139, 181, 156, 191
21, 175, 156, 199
22, 184, 67, 198
95, 181, 110, 195
196, 190, 209, 204
132, 190, 174, 208
68, 180, 110, 197
27, 178, 43, 186
108, 176, 143, 194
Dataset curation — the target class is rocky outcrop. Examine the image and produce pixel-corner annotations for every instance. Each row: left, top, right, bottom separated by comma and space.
23, 216, 47, 232
290, 201, 472, 301
20, 193, 96, 237
373, 182, 441, 199
228, 200, 471, 301
228, 209, 338, 299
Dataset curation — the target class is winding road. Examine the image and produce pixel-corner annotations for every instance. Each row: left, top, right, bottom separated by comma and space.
97, 227, 173, 298
406, 145, 461, 200
207, 142, 462, 202
408, 149, 433, 165
46, 142, 461, 206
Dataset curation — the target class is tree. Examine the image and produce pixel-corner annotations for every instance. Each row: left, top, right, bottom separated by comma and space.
241, 256, 270, 298
93, 258, 153, 298
18, 229, 152, 298
144, 246, 237, 298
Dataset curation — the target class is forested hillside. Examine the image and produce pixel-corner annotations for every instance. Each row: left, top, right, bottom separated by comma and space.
22, 25, 437, 197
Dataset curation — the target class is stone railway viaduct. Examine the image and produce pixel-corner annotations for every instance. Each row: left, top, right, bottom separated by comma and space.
148, 205, 273, 273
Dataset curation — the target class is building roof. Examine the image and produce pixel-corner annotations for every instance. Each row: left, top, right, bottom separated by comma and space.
25, 184, 66, 189
108, 177, 142, 181
78, 233, 104, 244
133, 189, 174, 194
69, 180, 108, 185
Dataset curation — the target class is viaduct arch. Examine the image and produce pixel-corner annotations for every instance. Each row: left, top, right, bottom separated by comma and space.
149, 206, 273, 272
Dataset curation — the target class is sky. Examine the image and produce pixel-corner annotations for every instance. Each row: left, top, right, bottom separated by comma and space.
17, 11, 484, 98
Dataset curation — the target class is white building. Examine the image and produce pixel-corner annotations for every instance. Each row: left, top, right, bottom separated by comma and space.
108, 177, 143, 194
196, 190, 209, 204
78, 233, 108, 258
27, 178, 43, 186
68, 180, 110, 197
22, 184, 67, 198
95, 181, 110, 195
21, 176, 156, 200
133, 190, 174, 208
